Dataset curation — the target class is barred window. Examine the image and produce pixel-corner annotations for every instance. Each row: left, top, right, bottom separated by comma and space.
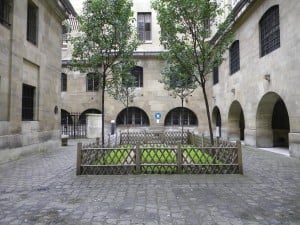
165, 107, 198, 126
138, 13, 151, 41
27, 0, 38, 45
259, 5, 280, 57
22, 84, 35, 121
116, 107, 149, 126
230, 40, 240, 75
213, 66, 219, 85
86, 73, 99, 92
61, 73, 67, 92
0, 0, 11, 27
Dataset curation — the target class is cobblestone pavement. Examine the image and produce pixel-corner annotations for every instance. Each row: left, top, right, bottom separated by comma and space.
0, 140, 299, 225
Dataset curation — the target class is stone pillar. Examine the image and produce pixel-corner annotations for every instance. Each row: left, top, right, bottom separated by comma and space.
256, 128, 273, 147
289, 133, 300, 158
244, 128, 256, 146
86, 114, 102, 139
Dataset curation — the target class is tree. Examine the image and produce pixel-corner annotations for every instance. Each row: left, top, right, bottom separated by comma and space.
160, 63, 197, 143
70, 0, 139, 146
107, 64, 137, 135
152, 0, 233, 144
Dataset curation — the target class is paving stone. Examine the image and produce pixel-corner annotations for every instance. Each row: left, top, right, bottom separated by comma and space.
0, 141, 299, 225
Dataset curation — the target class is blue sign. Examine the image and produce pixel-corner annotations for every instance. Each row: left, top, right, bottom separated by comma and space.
154, 112, 162, 120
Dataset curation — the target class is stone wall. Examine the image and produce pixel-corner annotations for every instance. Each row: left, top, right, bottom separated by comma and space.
212, 0, 300, 157
0, 1, 71, 162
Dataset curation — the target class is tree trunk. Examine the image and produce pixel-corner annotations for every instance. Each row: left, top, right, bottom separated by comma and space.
201, 83, 214, 145
126, 93, 129, 143
181, 97, 184, 144
101, 74, 106, 147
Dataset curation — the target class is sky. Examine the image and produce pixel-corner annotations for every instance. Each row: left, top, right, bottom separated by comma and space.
69, 0, 84, 15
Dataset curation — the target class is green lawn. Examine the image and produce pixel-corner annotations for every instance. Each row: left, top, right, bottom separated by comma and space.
95, 144, 216, 166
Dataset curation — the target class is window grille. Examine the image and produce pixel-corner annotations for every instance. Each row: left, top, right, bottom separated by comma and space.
230, 40, 240, 75
165, 108, 198, 126
27, 1, 38, 45
22, 84, 35, 121
61, 73, 67, 92
138, 13, 151, 41
0, 0, 11, 27
260, 5, 280, 57
116, 107, 149, 126
86, 73, 99, 92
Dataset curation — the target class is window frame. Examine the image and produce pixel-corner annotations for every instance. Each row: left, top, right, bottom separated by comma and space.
259, 5, 280, 57
132, 66, 143, 87
86, 73, 99, 92
213, 66, 219, 85
22, 84, 35, 121
137, 12, 151, 42
27, 0, 38, 45
165, 108, 198, 126
0, 0, 11, 28
116, 107, 149, 126
229, 40, 240, 75
61, 73, 67, 92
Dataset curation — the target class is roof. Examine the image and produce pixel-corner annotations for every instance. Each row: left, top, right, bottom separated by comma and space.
59, 0, 78, 17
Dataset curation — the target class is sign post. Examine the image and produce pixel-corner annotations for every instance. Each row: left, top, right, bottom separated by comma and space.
154, 112, 162, 124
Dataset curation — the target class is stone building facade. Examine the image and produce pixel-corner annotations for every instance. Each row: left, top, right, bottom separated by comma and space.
0, 0, 75, 163
61, 0, 300, 158
211, 0, 300, 158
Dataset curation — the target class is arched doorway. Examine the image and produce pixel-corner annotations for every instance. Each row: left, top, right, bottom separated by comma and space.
79, 108, 101, 124
61, 109, 72, 125
228, 101, 245, 141
116, 107, 149, 126
256, 92, 290, 147
212, 106, 222, 137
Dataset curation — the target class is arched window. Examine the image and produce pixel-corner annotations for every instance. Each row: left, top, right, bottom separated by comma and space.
259, 5, 280, 57
61, 73, 67, 92
86, 73, 99, 91
116, 107, 149, 126
165, 107, 198, 126
229, 40, 240, 75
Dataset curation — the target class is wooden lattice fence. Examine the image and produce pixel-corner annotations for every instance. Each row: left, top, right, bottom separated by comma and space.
76, 132, 243, 175
120, 130, 188, 145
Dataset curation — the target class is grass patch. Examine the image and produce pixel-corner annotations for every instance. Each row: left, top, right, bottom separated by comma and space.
95, 144, 216, 167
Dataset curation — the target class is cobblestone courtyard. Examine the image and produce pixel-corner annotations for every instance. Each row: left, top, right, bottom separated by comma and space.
0, 140, 299, 225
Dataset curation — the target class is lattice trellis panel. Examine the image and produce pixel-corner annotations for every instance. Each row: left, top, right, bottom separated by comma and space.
140, 145, 177, 174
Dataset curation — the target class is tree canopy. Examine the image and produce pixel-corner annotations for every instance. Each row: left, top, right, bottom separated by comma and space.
71, 0, 139, 145
152, 0, 233, 144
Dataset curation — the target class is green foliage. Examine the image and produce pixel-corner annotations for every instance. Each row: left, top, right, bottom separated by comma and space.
152, 0, 233, 82
71, 0, 139, 76
152, 0, 233, 144
69, 0, 139, 145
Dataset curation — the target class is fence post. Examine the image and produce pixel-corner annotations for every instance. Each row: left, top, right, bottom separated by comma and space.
76, 142, 82, 175
136, 145, 141, 174
201, 134, 204, 146
177, 144, 182, 174
144, 130, 147, 144
236, 141, 243, 174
